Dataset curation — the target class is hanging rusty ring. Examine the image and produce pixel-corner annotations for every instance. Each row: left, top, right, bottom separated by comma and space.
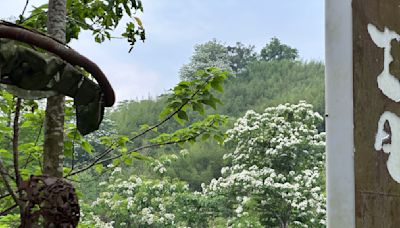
0, 22, 115, 107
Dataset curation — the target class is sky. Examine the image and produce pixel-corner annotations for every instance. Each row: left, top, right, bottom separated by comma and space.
1, 0, 324, 102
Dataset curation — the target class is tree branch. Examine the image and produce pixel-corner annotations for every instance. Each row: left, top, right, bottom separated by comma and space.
20, 0, 30, 18
0, 193, 11, 201
65, 138, 188, 177
0, 204, 18, 216
18, 11, 47, 24
13, 98, 22, 191
82, 75, 214, 169
66, 120, 215, 177
128, 75, 213, 142
22, 120, 43, 169
66, 129, 77, 176
0, 159, 19, 206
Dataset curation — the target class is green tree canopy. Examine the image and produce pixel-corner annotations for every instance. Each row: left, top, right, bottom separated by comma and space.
227, 42, 257, 74
260, 37, 299, 61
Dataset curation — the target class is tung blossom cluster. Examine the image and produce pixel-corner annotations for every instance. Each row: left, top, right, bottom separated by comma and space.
81, 172, 189, 227
81, 102, 326, 227
204, 101, 326, 227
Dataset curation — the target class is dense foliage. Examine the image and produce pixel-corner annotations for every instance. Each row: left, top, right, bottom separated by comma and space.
80, 39, 325, 227
81, 102, 326, 227
107, 57, 324, 191
204, 102, 326, 227
0, 1, 326, 223
20, 0, 145, 51
260, 37, 299, 61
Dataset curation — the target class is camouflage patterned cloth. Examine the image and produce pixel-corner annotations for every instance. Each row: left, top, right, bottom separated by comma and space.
0, 38, 104, 135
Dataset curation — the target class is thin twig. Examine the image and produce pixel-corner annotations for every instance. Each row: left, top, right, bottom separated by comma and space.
66, 16, 95, 31
0, 159, 19, 205
66, 120, 214, 177
22, 120, 43, 169
34, 121, 43, 146
20, 0, 30, 18
0, 188, 24, 202
128, 76, 213, 142
0, 204, 18, 216
12, 98, 22, 191
1, 170, 15, 181
84, 75, 213, 169
67, 129, 78, 176
0, 193, 11, 200
18, 11, 47, 24
65, 139, 184, 177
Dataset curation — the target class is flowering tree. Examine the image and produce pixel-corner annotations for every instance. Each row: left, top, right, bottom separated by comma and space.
80, 155, 213, 227
179, 39, 232, 81
203, 101, 326, 227
81, 172, 189, 227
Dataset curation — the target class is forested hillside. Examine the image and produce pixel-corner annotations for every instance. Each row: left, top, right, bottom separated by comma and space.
107, 41, 324, 190
70, 38, 326, 227
110, 60, 324, 135
218, 60, 324, 116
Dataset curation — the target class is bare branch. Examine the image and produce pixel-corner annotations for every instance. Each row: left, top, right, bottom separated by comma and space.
21, 0, 30, 18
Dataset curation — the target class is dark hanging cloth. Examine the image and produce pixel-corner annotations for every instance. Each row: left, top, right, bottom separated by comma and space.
0, 38, 104, 135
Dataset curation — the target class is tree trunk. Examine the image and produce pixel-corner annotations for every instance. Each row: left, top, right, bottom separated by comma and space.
43, 0, 66, 178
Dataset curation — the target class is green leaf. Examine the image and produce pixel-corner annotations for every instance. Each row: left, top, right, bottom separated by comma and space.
81, 141, 93, 154
113, 159, 120, 167
63, 167, 72, 175
64, 141, 73, 158
134, 17, 143, 28
193, 103, 205, 115
211, 80, 224, 92
123, 156, 133, 165
21, 121, 32, 128
95, 164, 103, 174
131, 152, 150, 161
214, 135, 224, 144
201, 99, 217, 109
177, 110, 188, 121
0, 149, 12, 159
20, 168, 30, 179
117, 136, 129, 146
123, 3, 131, 16
139, 124, 150, 131
201, 133, 210, 141
159, 108, 171, 119
19, 143, 34, 151
33, 168, 42, 176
